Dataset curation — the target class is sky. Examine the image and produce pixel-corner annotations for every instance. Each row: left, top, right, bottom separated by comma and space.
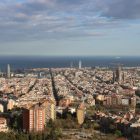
0, 0, 140, 56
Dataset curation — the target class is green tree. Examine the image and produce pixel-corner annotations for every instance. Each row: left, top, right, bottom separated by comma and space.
29, 133, 36, 140
48, 131, 59, 140
83, 124, 88, 129
42, 132, 48, 140
93, 134, 99, 140
109, 124, 115, 132
16, 133, 24, 140
23, 129, 26, 134
0, 132, 8, 140
94, 122, 100, 129
8, 132, 16, 140
72, 116, 78, 123
115, 130, 122, 137
105, 133, 117, 140
55, 127, 62, 135
22, 135, 29, 140
37, 133, 42, 140
114, 134, 119, 138
66, 113, 72, 120
8, 109, 12, 114
12, 118, 18, 128
69, 103, 78, 107
47, 118, 54, 128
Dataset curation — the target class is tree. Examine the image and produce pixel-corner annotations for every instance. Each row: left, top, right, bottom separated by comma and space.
48, 131, 59, 140
114, 134, 119, 139
93, 134, 99, 140
47, 118, 54, 128
23, 129, 26, 134
37, 133, 42, 140
66, 113, 72, 120
12, 118, 18, 128
109, 124, 115, 132
16, 133, 24, 140
8, 132, 16, 140
105, 133, 117, 140
115, 130, 122, 137
94, 122, 100, 129
69, 103, 78, 107
8, 109, 12, 114
42, 132, 48, 140
22, 135, 29, 140
83, 124, 88, 129
55, 127, 62, 135
0, 132, 8, 140
29, 133, 36, 140
56, 112, 62, 119
89, 124, 94, 133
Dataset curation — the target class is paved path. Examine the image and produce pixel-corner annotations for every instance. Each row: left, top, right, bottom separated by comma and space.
62, 130, 106, 139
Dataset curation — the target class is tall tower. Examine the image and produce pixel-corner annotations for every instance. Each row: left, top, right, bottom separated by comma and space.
123, 72, 125, 83
70, 60, 73, 68
116, 66, 121, 83
110, 63, 123, 83
79, 60, 81, 69
6, 64, 10, 78
118, 67, 121, 82
113, 71, 115, 82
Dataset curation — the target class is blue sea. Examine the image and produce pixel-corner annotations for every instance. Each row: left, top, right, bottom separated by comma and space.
0, 55, 140, 69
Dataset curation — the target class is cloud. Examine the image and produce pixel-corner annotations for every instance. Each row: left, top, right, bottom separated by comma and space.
101, 0, 140, 19
0, 0, 138, 43
0, 0, 11, 2
81, 18, 125, 29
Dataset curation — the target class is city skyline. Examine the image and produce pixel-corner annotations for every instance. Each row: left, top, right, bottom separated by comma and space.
0, 0, 140, 56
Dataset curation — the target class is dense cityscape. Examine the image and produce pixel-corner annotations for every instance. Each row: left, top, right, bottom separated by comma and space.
0, 61, 140, 140
0, 0, 139, 139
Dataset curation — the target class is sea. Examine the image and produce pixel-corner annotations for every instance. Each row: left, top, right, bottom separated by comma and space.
0, 55, 140, 69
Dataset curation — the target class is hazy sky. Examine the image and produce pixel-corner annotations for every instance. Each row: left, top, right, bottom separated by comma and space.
0, 0, 140, 56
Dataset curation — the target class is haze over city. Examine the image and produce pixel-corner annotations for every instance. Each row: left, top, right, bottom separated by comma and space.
0, 0, 140, 56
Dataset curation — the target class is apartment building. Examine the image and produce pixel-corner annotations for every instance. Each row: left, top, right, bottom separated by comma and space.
0, 118, 8, 132
122, 98, 129, 105
22, 108, 29, 131
104, 95, 135, 106
123, 89, 135, 95
77, 102, 85, 124
40, 99, 56, 123
29, 104, 44, 132
106, 96, 112, 105
0, 104, 4, 113
0, 99, 14, 112
22, 103, 45, 132
23, 100, 56, 132
7, 99, 14, 110
131, 98, 136, 107
111, 94, 121, 105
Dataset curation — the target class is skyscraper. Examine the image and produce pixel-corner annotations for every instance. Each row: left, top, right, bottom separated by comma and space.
113, 71, 115, 82
116, 66, 121, 83
123, 72, 125, 83
118, 67, 121, 82
79, 60, 81, 69
70, 60, 73, 68
6, 64, 10, 78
